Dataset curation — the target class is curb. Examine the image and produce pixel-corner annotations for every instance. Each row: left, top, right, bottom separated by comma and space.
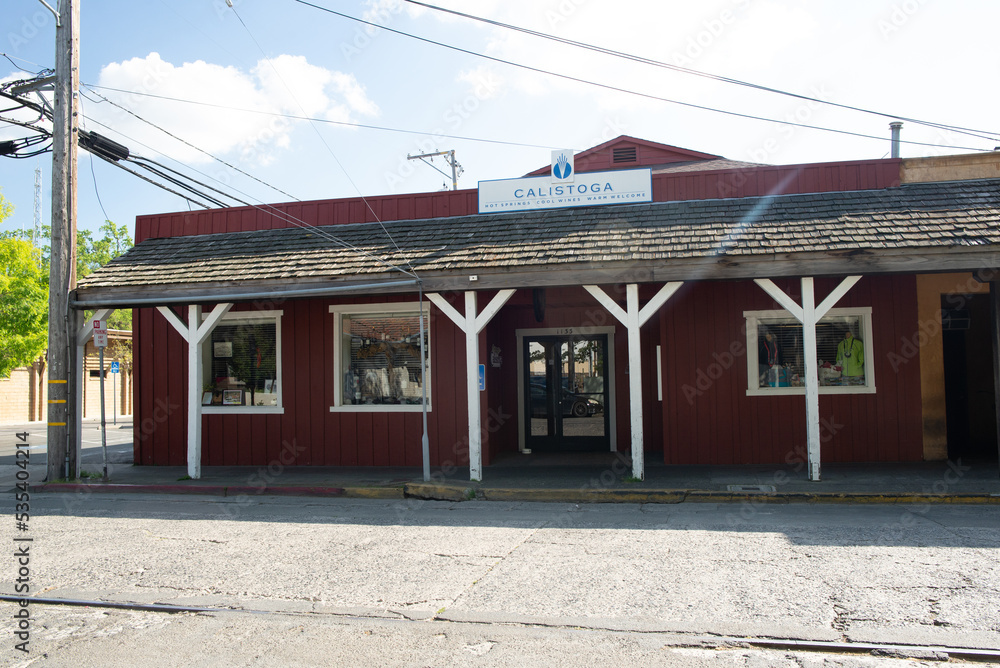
32, 483, 405, 500
29, 483, 1000, 505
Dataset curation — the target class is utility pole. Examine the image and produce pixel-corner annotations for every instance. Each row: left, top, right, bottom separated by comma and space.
33, 163, 42, 246
46, 0, 80, 482
407, 149, 463, 191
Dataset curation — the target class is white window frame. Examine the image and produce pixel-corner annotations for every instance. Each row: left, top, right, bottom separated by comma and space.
745, 307, 875, 396
202, 310, 284, 414
329, 302, 432, 413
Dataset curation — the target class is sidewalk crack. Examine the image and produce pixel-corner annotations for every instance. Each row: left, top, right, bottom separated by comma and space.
440, 523, 544, 614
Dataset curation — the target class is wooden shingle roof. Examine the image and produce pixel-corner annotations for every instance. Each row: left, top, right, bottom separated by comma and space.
75, 178, 1000, 305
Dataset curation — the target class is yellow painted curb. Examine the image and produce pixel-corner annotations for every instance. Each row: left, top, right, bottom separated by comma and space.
342, 487, 406, 499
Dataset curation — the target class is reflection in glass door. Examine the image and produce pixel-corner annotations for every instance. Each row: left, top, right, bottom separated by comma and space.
524, 334, 609, 452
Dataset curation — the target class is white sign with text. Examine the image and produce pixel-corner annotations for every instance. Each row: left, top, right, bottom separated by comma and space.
478, 168, 652, 214
93, 319, 108, 348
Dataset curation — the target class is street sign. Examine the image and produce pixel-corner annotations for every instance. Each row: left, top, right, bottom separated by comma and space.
93, 319, 108, 348
110, 361, 120, 373
478, 364, 485, 391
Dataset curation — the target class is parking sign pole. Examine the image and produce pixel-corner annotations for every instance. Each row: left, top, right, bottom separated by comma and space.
93, 319, 108, 482
100, 345, 107, 482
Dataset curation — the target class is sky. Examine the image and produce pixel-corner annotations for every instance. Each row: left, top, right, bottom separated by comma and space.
1, 0, 998, 242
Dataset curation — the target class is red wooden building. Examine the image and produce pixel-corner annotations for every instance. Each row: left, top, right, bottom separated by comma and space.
74, 136, 1000, 481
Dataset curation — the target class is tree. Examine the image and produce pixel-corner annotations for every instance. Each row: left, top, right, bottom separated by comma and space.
78, 221, 133, 332
77, 220, 132, 280
0, 189, 134, 375
0, 237, 48, 378
34, 219, 134, 331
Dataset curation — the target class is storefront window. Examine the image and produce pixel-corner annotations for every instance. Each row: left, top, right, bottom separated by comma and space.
745, 307, 874, 395
202, 311, 282, 411
330, 304, 430, 411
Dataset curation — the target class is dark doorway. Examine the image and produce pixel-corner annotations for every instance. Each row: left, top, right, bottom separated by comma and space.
523, 334, 610, 452
942, 294, 998, 461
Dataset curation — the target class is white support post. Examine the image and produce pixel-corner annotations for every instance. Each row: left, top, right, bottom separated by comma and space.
427, 289, 514, 482
753, 276, 861, 481
75, 308, 114, 478
464, 292, 481, 481
625, 285, 644, 479
157, 303, 232, 479
584, 282, 682, 480
801, 278, 821, 481
187, 304, 203, 480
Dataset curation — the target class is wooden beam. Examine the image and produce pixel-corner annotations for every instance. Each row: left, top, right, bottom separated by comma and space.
73, 247, 1000, 308
426, 293, 466, 330
754, 278, 804, 323
428, 290, 515, 481
195, 303, 233, 345
638, 282, 683, 327
585, 282, 683, 480
154, 302, 234, 480
626, 284, 644, 480
816, 275, 862, 320
187, 305, 202, 480
801, 278, 821, 481
464, 293, 480, 482
753, 276, 862, 481
156, 306, 190, 342
473, 289, 515, 334
583, 285, 627, 325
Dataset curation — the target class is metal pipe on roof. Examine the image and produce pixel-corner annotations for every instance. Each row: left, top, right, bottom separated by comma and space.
890, 121, 903, 159
69, 279, 421, 309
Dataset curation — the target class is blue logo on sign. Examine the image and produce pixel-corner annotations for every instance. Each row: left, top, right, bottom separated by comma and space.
110, 361, 120, 373
552, 152, 572, 180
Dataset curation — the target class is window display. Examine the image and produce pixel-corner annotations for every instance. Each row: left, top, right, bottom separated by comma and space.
202, 311, 281, 410
331, 304, 430, 411
745, 308, 874, 395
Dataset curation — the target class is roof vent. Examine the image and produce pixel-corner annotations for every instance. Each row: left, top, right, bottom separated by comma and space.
612, 146, 637, 163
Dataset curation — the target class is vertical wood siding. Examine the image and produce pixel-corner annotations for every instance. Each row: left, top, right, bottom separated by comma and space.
659, 276, 922, 465
135, 160, 900, 242
131, 157, 911, 467
138, 296, 472, 467
136, 279, 922, 467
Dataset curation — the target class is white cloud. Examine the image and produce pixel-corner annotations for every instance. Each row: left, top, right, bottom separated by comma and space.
90, 52, 379, 166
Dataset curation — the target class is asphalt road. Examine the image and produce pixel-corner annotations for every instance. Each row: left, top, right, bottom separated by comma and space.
1, 494, 998, 665
0, 421, 133, 489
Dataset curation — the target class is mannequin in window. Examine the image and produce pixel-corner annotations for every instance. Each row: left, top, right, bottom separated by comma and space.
836, 328, 864, 377
758, 328, 780, 385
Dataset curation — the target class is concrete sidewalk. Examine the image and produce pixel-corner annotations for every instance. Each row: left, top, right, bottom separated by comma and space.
30, 449, 1000, 504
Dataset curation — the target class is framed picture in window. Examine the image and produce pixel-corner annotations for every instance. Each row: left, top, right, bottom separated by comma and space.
214, 341, 233, 358
222, 389, 244, 406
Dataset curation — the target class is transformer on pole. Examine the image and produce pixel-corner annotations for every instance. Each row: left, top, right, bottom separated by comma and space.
406, 149, 463, 191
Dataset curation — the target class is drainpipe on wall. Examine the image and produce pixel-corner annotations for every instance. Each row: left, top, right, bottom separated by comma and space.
890, 121, 903, 159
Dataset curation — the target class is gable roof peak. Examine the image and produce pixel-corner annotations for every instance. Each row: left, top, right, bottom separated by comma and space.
527, 135, 726, 176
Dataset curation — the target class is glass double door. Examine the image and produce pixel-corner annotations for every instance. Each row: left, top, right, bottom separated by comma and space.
524, 334, 609, 452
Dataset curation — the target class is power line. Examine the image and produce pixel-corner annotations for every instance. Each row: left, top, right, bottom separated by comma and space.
293, 0, 993, 154
83, 86, 300, 202
1, 61, 417, 279
0, 52, 46, 74
79, 109, 269, 208
227, 2, 418, 276
83, 84, 561, 151
404, 0, 1000, 143
80, 105, 419, 279
79, 96, 112, 223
